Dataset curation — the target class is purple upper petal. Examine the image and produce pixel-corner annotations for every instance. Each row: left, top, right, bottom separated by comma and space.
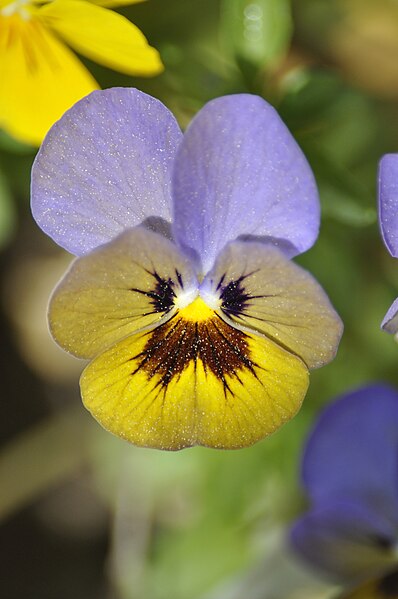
379, 154, 398, 258
291, 500, 398, 581
382, 297, 398, 335
302, 384, 398, 524
172, 94, 320, 273
31, 88, 182, 256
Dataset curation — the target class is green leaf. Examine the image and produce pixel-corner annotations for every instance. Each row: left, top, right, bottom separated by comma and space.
320, 182, 376, 227
295, 144, 377, 228
220, 0, 293, 70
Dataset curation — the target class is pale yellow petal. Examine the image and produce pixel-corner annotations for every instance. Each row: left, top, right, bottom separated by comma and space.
49, 228, 197, 359
203, 241, 343, 370
80, 298, 309, 450
39, 0, 163, 76
0, 15, 98, 145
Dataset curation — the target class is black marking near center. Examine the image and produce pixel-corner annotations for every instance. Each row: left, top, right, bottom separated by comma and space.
148, 273, 176, 312
130, 269, 184, 315
216, 270, 264, 318
216, 269, 277, 326
218, 275, 252, 317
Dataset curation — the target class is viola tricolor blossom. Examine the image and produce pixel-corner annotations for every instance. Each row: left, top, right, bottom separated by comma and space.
379, 154, 398, 337
0, 0, 162, 145
31, 88, 342, 450
291, 384, 398, 599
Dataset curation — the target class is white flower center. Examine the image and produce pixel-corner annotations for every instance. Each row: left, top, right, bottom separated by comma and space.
198, 287, 222, 310
173, 283, 222, 312
174, 288, 199, 310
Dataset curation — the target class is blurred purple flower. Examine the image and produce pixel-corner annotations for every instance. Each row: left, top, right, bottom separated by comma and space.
30, 88, 342, 450
291, 384, 398, 595
379, 154, 398, 335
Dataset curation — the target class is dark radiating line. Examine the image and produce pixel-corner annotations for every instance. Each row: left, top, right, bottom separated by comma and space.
216, 273, 226, 291
154, 324, 188, 387
130, 269, 177, 314
131, 316, 181, 370
204, 322, 233, 396
175, 269, 183, 289
213, 317, 256, 372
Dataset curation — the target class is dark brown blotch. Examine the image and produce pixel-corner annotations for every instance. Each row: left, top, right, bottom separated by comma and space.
133, 314, 257, 392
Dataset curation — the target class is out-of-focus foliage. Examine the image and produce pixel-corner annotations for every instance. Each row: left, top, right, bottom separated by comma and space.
0, 166, 15, 248
1, 0, 398, 598
220, 0, 293, 72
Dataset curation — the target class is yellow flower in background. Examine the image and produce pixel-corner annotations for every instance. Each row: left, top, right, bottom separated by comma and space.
0, 0, 163, 145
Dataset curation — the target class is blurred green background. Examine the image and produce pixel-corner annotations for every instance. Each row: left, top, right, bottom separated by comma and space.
1, 0, 398, 597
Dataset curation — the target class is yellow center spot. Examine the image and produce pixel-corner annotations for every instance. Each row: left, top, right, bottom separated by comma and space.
177, 297, 214, 322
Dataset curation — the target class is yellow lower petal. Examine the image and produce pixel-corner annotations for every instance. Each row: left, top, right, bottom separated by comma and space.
80, 300, 309, 450
39, 0, 163, 76
0, 14, 98, 145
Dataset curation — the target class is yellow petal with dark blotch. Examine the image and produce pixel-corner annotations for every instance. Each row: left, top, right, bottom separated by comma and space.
339, 568, 398, 599
203, 241, 343, 370
80, 298, 309, 450
49, 228, 197, 359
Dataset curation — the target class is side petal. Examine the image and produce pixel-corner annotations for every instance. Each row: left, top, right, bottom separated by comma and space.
49, 228, 197, 359
381, 297, 398, 335
378, 154, 398, 258
291, 501, 398, 582
302, 384, 398, 523
172, 94, 320, 273
39, 0, 162, 76
31, 87, 182, 255
201, 241, 343, 369
0, 15, 98, 146
80, 309, 309, 450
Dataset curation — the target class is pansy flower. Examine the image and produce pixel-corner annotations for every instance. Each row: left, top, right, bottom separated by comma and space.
0, 0, 162, 145
379, 154, 398, 337
31, 88, 342, 450
291, 384, 398, 598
